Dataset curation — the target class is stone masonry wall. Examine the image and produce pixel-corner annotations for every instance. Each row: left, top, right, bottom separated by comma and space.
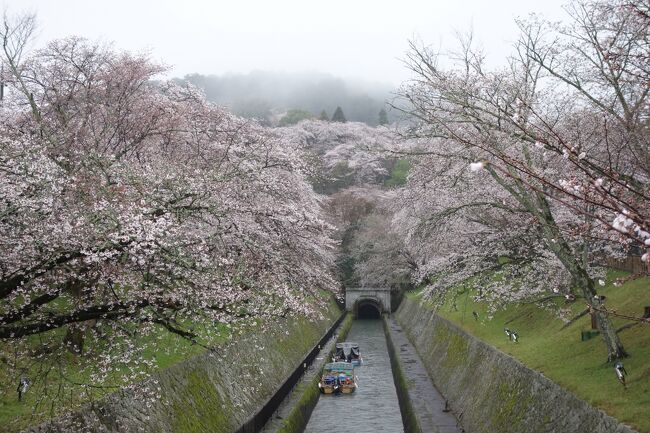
396, 297, 637, 433
27, 304, 340, 433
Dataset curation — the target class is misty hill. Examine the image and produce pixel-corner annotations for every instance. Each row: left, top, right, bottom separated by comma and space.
179, 71, 397, 126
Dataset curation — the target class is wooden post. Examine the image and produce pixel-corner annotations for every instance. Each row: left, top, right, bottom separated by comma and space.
591, 295, 606, 330
590, 312, 598, 330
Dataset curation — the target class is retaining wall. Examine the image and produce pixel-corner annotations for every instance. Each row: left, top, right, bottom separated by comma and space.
27, 303, 341, 433
382, 317, 420, 433
396, 298, 637, 433
273, 313, 353, 433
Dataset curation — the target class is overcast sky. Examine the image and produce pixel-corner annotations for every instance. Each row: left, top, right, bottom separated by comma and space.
2, 0, 568, 85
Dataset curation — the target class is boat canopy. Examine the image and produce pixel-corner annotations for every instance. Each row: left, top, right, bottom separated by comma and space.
335, 342, 360, 359
323, 362, 354, 373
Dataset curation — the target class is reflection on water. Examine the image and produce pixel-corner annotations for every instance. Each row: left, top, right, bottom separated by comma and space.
304, 320, 404, 433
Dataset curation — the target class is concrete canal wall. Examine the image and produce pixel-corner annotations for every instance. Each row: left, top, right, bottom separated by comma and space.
383, 318, 420, 433
27, 303, 341, 433
270, 314, 353, 433
396, 298, 637, 433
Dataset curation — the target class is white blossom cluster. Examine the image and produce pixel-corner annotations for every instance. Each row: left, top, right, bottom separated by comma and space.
278, 120, 396, 191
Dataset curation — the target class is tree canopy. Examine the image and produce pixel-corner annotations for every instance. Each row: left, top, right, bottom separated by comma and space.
387, 0, 649, 362
0, 21, 337, 412
279, 108, 313, 126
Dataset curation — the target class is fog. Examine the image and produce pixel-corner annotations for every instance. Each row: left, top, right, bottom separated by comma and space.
181, 71, 396, 124
4, 0, 567, 85
2, 0, 568, 123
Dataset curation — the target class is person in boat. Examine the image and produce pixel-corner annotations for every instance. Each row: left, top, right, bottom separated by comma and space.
339, 372, 351, 387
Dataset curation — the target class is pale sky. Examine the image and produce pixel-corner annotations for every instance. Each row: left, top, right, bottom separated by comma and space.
2, 0, 568, 85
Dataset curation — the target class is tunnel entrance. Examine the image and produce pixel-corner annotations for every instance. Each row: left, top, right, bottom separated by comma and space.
356, 300, 381, 319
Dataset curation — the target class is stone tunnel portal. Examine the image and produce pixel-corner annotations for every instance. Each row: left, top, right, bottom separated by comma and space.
355, 298, 382, 319
345, 287, 391, 318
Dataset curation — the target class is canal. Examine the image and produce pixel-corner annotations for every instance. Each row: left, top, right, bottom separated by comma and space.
303, 319, 404, 433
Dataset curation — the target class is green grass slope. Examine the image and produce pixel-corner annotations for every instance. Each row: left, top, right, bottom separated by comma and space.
0, 322, 226, 433
0, 292, 339, 432
416, 270, 650, 432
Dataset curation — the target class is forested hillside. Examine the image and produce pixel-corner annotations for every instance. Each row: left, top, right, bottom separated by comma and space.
179, 71, 397, 126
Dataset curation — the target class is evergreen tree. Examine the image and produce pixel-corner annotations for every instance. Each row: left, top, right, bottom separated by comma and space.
319, 109, 329, 121
378, 108, 388, 125
331, 106, 347, 122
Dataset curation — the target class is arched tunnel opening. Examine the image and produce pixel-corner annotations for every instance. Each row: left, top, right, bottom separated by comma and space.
356, 300, 381, 319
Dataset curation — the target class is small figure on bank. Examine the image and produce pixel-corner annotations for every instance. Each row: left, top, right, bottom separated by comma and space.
472, 311, 479, 321
17, 376, 30, 401
615, 361, 628, 388
504, 328, 511, 340
511, 331, 519, 343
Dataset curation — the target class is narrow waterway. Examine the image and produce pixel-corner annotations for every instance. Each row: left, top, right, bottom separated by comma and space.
304, 319, 404, 433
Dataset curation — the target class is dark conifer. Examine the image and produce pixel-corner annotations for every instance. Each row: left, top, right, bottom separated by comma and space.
378, 108, 388, 125
331, 106, 347, 122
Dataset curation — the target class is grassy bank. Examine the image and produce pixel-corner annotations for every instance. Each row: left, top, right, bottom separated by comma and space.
0, 293, 338, 433
0, 321, 228, 433
412, 270, 650, 432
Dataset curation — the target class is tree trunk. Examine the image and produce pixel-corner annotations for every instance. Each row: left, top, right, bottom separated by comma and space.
534, 194, 628, 362
595, 310, 628, 362
577, 274, 628, 362
487, 169, 628, 361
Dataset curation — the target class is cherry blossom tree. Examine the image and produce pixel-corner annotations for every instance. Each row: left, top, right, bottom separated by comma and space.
515, 0, 650, 257
282, 119, 414, 289
392, 149, 581, 312
324, 187, 413, 289
0, 18, 337, 416
393, 0, 648, 361
277, 119, 397, 193
348, 191, 416, 290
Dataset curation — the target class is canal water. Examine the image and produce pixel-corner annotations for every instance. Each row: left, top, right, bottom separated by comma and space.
304, 319, 404, 433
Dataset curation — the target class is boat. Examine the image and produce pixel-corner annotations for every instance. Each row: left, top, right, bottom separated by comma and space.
334, 342, 362, 365
318, 362, 357, 394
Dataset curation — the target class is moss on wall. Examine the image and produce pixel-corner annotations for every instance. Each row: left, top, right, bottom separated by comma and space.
275, 313, 353, 433
169, 367, 231, 433
28, 302, 342, 433
396, 298, 637, 433
275, 366, 323, 433
335, 314, 353, 345
489, 381, 532, 433
383, 317, 420, 433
